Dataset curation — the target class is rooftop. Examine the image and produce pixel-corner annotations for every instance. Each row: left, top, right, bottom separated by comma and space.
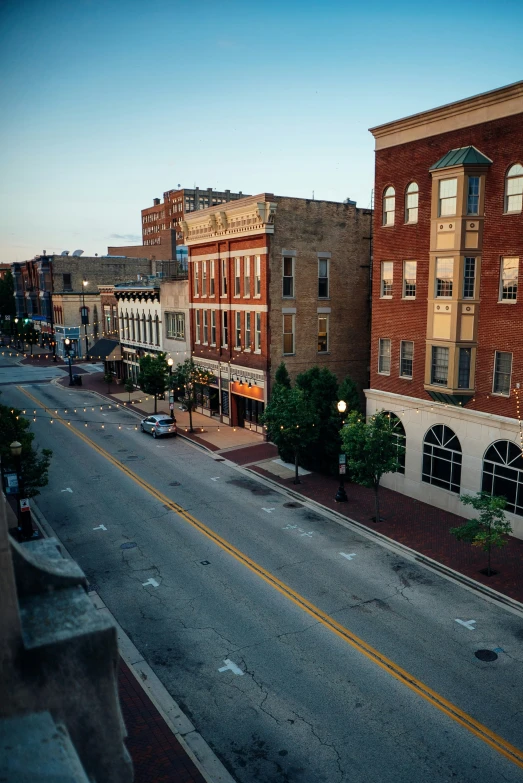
429, 145, 493, 170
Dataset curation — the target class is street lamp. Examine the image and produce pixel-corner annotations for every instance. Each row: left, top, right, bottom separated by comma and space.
64, 338, 74, 386
81, 279, 89, 358
335, 400, 348, 503
167, 358, 175, 420
10, 440, 35, 539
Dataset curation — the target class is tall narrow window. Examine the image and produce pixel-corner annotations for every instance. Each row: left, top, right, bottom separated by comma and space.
435, 258, 453, 297
203, 310, 208, 343
318, 258, 329, 298
255, 312, 261, 351
254, 256, 261, 296
119, 313, 124, 339
195, 310, 201, 343
202, 262, 207, 296
500, 257, 518, 301
422, 425, 462, 494
245, 312, 251, 348
283, 257, 294, 297
318, 316, 328, 352
463, 258, 476, 298
148, 314, 153, 344
383, 186, 395, 225
155, 314, 160, 346
431, 346, 449, 386
136, 313, 141, 342
458, 347, 471, 388
210, 260, 215, 296
381, 262, 393, 297
130, 313, 135, 341
125, 313, 129, 340
234, 258, 241, 296
439, 178, 457, 216
405, 182, 419, 223
283, 314, 294, 354
403, 261, 416, 298
378, 338, 391, 374
235, 312, 241, 349
211, 310, 216, 345
222, 310, 228, 347
194, 263, 199, 296
505, 164, 523, 213
141, 312, 146, 341
400, 341, 413, 377
467, 176, 480, 215
244, 256, 251, 296
493, 351, 512, 395
221, 259, 228, 295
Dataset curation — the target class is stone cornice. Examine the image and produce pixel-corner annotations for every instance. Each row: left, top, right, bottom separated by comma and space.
183, 194, 277, 245
370, 81, 523, 150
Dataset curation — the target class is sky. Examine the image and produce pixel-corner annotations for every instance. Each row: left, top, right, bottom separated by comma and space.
0, 0, 522, 262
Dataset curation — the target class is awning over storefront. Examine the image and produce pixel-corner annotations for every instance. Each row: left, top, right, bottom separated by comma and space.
86, 339, 122, 362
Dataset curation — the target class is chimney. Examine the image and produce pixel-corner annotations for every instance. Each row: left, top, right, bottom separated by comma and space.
153, 198, 160, 206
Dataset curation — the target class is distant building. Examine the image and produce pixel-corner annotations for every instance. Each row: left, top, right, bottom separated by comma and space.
107, 187, 249, 261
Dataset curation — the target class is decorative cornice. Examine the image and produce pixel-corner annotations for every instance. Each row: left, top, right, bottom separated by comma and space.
183, 194, 277, 245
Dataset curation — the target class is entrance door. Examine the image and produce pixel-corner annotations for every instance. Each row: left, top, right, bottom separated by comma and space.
236, 395, 246, 428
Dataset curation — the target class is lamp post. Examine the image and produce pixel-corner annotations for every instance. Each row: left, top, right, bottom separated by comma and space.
10, 440, 35, 539
14, 317, 19, 349
335, 399, 348, 503
81, 279, 89, 358
64, 337, 74, 386
167, 357, 175, 420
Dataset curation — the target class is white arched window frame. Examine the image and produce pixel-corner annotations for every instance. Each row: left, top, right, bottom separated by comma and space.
405, 182, 419, 223
422, 424, 462, 493
383, 186, 395, 226
505, 164, 523, 213
384, 412, 406, 474
482, 440, 523, 516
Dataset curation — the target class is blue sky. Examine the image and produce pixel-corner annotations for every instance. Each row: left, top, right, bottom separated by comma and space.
1, 0, 521, 261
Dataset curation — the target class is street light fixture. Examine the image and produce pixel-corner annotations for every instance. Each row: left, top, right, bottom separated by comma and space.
81, 279, 89, 358
335, 399, 348, 503
64, 338, 74, 386
167, 358, 175, 420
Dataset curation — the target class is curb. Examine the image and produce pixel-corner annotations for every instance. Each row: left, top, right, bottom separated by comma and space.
30, 501, 237, 783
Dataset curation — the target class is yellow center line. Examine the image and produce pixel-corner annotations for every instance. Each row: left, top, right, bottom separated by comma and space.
19, 385, 523, 770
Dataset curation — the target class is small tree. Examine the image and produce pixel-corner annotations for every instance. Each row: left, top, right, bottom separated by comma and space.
104, 371, 114, 394
124, 376, 134, 402
138, 353, 169, 414
174, 358, 214, 432
338, 375, 361, 414
295, 366, 340, 474
262, 385, 319, 484
451, 492, 512, 576
0, 401, 52, 498
274, 362, 291, 389
341, 410, 404, 522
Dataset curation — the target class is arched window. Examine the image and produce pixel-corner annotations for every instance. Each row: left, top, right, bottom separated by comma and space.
383, 186, 395, 226
482, 440, 523, 516
125, 312, 129, 340
422, 424, 462, 493
148, 314, 153, 344
136, 312, 141, 342
130, 312, 135, 341
405, 182, 419, 223
119, 312, 124, 339
384, 412, 406, 474
141, 312, 146, 342
155, 314, 160, 346
505, 164, 523, 213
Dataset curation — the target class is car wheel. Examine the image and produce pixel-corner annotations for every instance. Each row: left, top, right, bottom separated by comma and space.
152, 429, 157, 439
140, 424, 145, 432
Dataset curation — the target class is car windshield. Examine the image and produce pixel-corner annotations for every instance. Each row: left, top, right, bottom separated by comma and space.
157, 419, 173, 426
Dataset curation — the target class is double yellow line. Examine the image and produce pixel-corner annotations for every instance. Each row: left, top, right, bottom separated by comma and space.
19, 385, 523, 770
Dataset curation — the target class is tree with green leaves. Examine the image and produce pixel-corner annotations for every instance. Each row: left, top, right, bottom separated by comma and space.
451, 491, 512, 576
137, 353, 169, 414
104, 371, 114, 394
341, 410, 404, 522
338, 375, 361, 414
295, 366, 341, 474
124, 376, 134, 402
20, 321, 39, 355
173, 358, 215, 432
0, 400, 52, 498
262, 384, 319, 484
274, 362, 292, 389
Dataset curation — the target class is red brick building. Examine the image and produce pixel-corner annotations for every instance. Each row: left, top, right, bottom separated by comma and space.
367, 81, 523, 538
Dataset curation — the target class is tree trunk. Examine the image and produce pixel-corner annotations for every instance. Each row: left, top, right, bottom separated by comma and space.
294, 450, 300, 484
188, 404, 194, 432
373, 484, 380, 523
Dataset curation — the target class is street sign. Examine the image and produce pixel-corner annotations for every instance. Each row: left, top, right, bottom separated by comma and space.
4, 473, 19, 494
339, 465, 346, 475
338, 453, 346, 465
5, 315, 11, 321
169, 403, 174, 410
20, 499, 30, 513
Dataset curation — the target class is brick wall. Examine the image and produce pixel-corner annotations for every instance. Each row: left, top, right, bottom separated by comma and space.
107, 242, 175, 261
52, 256, 152, 293
371, 112, 523, 419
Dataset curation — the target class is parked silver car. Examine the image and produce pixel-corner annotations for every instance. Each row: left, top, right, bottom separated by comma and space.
140, 415, 177, 438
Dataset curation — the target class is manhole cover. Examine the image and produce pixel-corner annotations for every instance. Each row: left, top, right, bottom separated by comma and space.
169, 481, 181, 486
120, 542, 137, 550
475, 649, 498, 662
283, 502, 303, 509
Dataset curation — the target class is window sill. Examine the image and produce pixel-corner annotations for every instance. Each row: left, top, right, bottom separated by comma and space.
503, 210, 523, 216
399, 375, 413, 380
402, 296, 416, 301
381, 224, 395, 228
244, 348, 251, 353
282, 296, 296, 300
491, 391, 511, 398
404, 221, 418, 226
283, 353, 296, 357
377, 371, 390, 376
380, 296, 393, 300
254, 349, 261, 354
317, 351, 330, 355
318, 297, 330, 301
498, 299, 518, 304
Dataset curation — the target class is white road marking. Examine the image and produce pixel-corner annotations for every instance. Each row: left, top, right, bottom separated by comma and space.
142, 578, 159, 588
455, 619, 476, 630
93, 524, 107, 531
300, 531, 313, 538
211, 477, 220, 481
61, 488, 73, 493
283, 524, 297, 530
102, 413, 107, 416
218, 659, 244, 676
340, 552, 357, 560
262, 507, 275, 513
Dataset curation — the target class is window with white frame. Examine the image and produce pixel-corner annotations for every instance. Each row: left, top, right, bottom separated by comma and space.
235, 312, 241, 348
234, 258, 241, 296
505, 164, 523, 213
165, 312, 185, 340
438, 178, 457, 217
405, 182, 419, 223
244, 256, 251, 297
211, 310, 216, 345
318, 258, 329, 298
195, 310, 201, 343
463, 257, 476, 298
254, 256, 261, 296
403, 261, 416, 298
317, 316, 328, 352
210, 260, 215, 296
221, 258, 227, 295
202, 262, 207, 296
400, 341, 413, 377
422, 425, 462, 494
245, 312, 251, 348
222, 310, 228, 347
255, 312, 261, 351
283, 314, 294, 354
378, 338, 391, 374
500, 257, 518, 301
493, 351, 512, 395
283, 257, 294, 297
381, 262, 393, 297
203, 310, 208, 343
435, 257, 453, 297
194, 263, 199, 296
431, 346, 449, 386
383, 186, 395, 225
467, 176, 480, 215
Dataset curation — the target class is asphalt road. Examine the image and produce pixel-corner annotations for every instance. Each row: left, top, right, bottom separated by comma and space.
3, 369, 523, 783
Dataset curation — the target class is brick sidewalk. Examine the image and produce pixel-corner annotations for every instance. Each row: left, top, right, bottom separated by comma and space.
118, 659, 206, 783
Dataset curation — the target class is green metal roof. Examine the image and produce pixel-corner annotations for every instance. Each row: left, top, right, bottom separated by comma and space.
430, 146, 493, 171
